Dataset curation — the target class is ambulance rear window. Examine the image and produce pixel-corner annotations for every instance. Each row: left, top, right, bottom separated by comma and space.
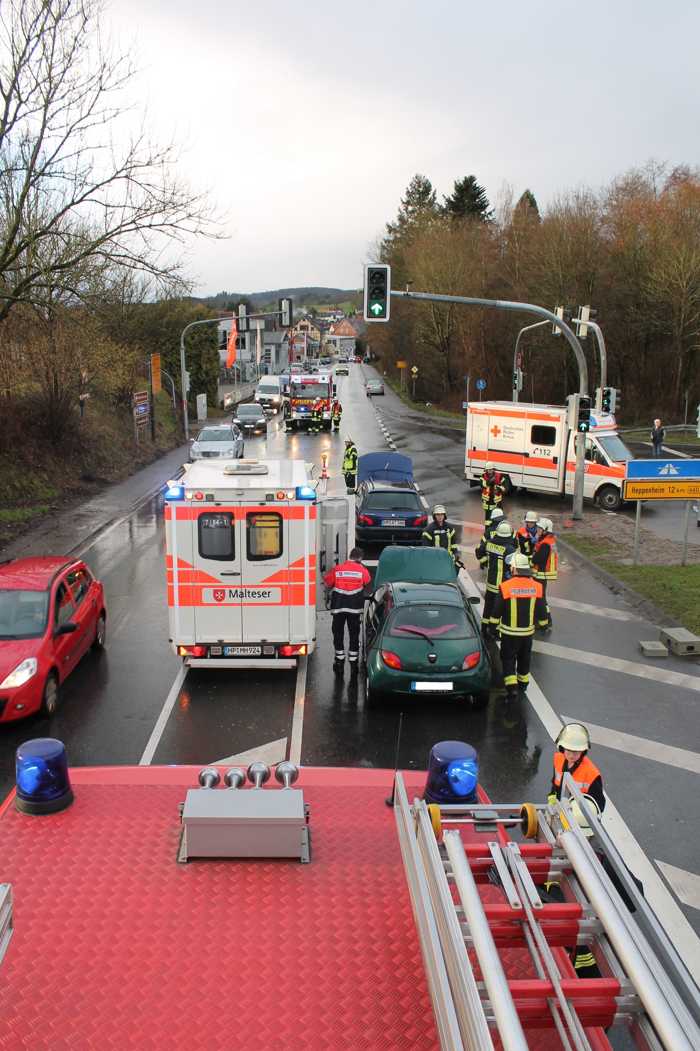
246, 512, 283, 561
198, 512, 235, 560
530, 425, 556, 446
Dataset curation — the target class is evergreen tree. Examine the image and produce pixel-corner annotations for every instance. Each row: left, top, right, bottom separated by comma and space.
514, 189, 540, 220
443, 175, 493, 221
385, 174, 439, 240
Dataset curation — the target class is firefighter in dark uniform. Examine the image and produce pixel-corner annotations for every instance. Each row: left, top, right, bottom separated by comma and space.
421, 504, 457, 560
323, 547, 371, 670
342, 437, 358, 493
515, 510, 539, 560
492, 552, 548, 700
480, 462, 505, 523
474, 507, 504, 568
532, 517, 558, 629
481, 520, 517, 634
331, 398, 342, 431
310, 396, 324, 433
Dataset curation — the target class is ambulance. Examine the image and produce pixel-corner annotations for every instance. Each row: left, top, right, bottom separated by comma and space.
285, 371, 334, 431
164, 459, 318, 667
464, 401, 633, 511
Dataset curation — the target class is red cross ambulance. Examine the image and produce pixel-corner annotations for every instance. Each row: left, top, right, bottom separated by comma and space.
465, 401, 632, 511
164, 459, 317, 667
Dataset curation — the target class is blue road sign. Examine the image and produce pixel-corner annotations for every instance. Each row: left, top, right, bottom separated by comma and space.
134, 403, 150, 417
476, 378, 487, 391
626, 459, 700, 481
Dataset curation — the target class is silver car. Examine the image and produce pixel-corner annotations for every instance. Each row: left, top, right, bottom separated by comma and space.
189, 424, 244, 461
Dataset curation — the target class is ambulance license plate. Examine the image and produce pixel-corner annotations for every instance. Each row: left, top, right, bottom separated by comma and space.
381, 519, 405, 527
411, 681, 453, 692
224, 645, 262, 657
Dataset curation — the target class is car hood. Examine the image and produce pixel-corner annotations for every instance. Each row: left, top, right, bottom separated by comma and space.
236, 416, 265, 424
0, 638, 43, 683
192, 440, 239, 452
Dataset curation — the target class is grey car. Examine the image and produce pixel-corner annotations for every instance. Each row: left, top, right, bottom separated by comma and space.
189, 424, 244, 461
366, 380, 384, 396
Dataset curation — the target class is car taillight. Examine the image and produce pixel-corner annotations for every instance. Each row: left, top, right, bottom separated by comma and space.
412, 514, 428, 527
358, 513, 374, 526
462, 651, 481, 670
178, 645, 208, 658
279, 644, 307, 657
381, 650, 402, 670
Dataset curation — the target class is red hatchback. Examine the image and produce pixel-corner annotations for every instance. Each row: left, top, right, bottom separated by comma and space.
0, 557, 106, 722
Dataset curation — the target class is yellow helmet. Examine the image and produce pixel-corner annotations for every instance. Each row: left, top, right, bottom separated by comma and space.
556, 722, 590, 752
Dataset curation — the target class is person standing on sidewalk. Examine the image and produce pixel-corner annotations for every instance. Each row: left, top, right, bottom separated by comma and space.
651, 418, 665, 457
323, 547, 371, 671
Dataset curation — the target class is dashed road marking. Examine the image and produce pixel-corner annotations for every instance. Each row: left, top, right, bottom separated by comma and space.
139, 663, 187, 765
560, 714, 700, 774
214, 738, 287, 767
656, 862, 700, 911
289, 655, 307, 765
533, 639, 700, 692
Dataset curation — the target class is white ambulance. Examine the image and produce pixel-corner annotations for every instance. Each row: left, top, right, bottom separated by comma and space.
464, 401, 632, 511
164, 459, 318, 668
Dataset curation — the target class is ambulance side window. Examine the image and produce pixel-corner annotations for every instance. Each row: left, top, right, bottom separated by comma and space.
530, 425, 556, 446
246, 512, 283, 561
198, 513, 235, 560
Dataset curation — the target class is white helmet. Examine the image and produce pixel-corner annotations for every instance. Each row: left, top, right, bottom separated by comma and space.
537, 517, 553, 532
524, 510, 538, 523
510, 552, 531, 572
484, 462, 495, 470
556, 722, 590, 752
490, 508, 504, 522
570, 796, 601, 838
433, 504, 446, 516
495, 521, 513, 538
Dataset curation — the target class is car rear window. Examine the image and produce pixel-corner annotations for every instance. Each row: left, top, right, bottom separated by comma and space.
387, 605, 472, 640
198, 428, 232, 442
364, 492, 421, 511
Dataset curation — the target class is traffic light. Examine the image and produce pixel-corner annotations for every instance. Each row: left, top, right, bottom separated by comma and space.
552, 305, 572, 335
574, 305, 598, 339
238, 303, 248, 333
279, 298, 292, 327
610, 388, 619, 414
512, 368, 523, 392
577, 395, 592, 432
364, 264, 391, 322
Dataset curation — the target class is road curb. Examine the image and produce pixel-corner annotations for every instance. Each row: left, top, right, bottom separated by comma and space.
556, 534, 683, 629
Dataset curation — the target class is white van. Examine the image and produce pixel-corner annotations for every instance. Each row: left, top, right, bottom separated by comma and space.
255, 376, 283, 413
464, 401, 632, 511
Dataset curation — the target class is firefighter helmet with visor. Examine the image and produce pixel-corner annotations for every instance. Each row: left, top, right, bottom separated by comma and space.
556, 722, 590, 752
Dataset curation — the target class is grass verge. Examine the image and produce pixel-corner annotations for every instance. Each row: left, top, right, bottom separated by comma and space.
381, 374, 465, 423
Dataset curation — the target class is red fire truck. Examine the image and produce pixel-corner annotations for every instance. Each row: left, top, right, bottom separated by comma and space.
284, 371, 334, 432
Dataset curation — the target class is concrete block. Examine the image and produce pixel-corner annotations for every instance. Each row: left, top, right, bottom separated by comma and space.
659, 627, 700, 657
639, 640, 668, 658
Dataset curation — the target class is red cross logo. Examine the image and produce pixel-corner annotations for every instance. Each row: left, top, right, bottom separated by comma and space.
213, 589, 225, 602
491, 424, 502, 438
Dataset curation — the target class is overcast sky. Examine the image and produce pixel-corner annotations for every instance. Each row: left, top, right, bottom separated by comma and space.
108, 0, 698, 296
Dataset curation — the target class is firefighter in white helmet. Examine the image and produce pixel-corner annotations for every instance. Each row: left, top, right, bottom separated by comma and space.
549, 722, 605, 814
532, 516, 558, 629
492, 551, 548, 700
422, 504, 459, 567
516, 510, 539, 560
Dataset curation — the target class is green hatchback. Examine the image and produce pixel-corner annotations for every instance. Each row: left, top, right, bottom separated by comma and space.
362, 547, 491, 707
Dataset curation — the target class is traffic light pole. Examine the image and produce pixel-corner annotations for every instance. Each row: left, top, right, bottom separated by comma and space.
391, 290, 589, 519
512, 320, 550, 403
585, 321, 608, 411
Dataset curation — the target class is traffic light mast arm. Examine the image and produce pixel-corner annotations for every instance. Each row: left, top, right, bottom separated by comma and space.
584, 320, 607, 407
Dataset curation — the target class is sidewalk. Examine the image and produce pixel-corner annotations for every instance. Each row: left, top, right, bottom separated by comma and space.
0, 444, 191, 560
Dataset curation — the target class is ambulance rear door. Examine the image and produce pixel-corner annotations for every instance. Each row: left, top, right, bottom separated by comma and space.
465, 407, 489, 478
239, 505, 290, 644
191, 509, 243, 644
486, 411, 525, 486
522, 413, 566, 492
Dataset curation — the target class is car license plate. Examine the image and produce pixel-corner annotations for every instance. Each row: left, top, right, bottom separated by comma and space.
411, 681, 453, 692
381, 519, 405, 527
223, 645, 262, 656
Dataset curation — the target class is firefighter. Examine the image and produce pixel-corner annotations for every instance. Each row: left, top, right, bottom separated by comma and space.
310, 396, 324, 434
474, 507, 504, 567
549, 722, 605, 814
492, 552, 548, 701
421, 504, 457, 559
331, 397, 343, 432
532, 517, 558, 629
343, 437, 358, 493
323, 546, 371, 670
480, 462, 505, 523
516, 510, 539, 559
481, 520, 518, 634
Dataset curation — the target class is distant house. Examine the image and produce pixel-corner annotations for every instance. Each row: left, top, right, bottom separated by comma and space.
218, 320, 289, 376
327, 317, 364, 356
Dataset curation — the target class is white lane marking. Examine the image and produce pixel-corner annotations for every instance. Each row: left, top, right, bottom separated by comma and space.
523, 674, 700, 969
289, 654, 307, 765
533, 639, 700, 693
656, 862, 700, 911
214, 738, 287, 767
474, 581, 641, 622
139, 663, 187, 765
561, 714, 700, 775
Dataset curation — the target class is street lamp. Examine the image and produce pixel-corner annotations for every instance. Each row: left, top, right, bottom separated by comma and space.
179, 316, 233, 442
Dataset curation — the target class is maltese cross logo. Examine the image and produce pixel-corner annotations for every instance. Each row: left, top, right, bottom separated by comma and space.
213, 588, 225, 602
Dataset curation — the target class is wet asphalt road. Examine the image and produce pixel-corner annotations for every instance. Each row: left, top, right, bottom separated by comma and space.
1, 364, 699, 961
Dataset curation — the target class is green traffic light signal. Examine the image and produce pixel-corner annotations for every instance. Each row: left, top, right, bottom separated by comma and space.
364, 264, 391, 322
577, 395, 592, 432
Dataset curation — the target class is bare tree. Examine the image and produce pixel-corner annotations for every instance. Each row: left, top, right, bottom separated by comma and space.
0, 0, 221, 322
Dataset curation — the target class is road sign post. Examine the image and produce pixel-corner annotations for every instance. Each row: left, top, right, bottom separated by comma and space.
476, 378, 486, 402
623, 459, 700, 564
410, 364, 418, 399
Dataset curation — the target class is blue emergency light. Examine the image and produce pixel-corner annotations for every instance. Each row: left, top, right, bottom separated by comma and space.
424, 740, 479, 804
165, 483, 185, 500
15, 738, 74, 814
295, 485, 316, 501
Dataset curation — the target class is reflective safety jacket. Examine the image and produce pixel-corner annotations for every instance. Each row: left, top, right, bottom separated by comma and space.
516, 525, 538, 560
475, 520, 502, 566
484, 535, 518, 594
493, 574, 547, 636
343, 444, 358, 472
312, 399, 324, 419
552, 752, 605, 813
323, 558, 371, 614
533, 534, 558, 580
331, 400, 342, 420
481, 470, 505, 510
421, 519, 456, 556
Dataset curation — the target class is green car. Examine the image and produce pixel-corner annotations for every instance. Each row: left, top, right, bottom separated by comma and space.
362, 546, 491, 707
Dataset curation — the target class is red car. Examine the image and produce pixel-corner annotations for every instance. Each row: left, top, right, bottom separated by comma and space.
0, 557, 106, 721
